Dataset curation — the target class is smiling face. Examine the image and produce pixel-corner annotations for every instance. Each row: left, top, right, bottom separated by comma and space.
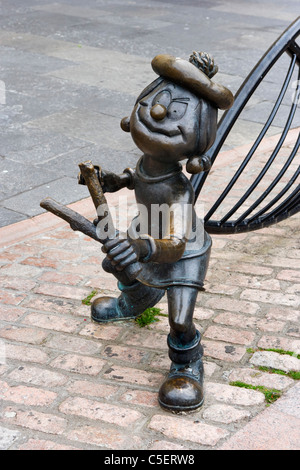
129, 79, 202, 164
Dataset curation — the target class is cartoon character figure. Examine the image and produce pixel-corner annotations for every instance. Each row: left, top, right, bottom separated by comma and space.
80, 52, 233, 412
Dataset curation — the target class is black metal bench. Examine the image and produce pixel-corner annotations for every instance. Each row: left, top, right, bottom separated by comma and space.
192, 17, 300, 234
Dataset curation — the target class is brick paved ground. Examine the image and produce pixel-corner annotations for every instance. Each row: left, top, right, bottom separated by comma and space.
0, 131, 299, 450
0, 0, 299, 227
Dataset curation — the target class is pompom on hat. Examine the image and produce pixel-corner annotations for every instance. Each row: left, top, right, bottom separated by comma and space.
151, 52, 234, 110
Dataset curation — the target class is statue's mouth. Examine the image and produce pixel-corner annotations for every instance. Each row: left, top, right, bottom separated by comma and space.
137, 106, 183, 138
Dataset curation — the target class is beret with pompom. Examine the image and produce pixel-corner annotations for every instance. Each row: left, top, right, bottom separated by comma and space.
151, 52, 233, 110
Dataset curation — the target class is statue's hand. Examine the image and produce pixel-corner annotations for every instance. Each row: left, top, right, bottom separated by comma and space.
102, 237, 139, 271
78, 165, 101, 186
99, 170, 124, 193
79, 166, 131, 193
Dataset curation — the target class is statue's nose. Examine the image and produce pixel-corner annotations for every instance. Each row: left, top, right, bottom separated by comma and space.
150, 103, 167, 121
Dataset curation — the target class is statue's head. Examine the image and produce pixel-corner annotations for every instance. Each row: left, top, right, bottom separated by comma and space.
121, 52, 234, 173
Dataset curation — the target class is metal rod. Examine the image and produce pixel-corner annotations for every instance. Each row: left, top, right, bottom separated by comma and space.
241, 133, 300, 224
205, 54, 298, 224
232, 73, 300, 225
247, 136, 300, 223
259, 184, 299, 222
192, 17, 300, 202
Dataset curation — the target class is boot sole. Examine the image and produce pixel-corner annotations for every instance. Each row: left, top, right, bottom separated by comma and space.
158, 396, 204, 413
91, 314, 137, 323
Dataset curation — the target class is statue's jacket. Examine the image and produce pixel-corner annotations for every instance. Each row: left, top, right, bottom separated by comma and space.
127, 157, 212, 289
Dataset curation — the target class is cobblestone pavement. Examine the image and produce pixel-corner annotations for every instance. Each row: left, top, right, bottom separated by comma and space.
0, 130, 299, 450
0, 0, 299, 452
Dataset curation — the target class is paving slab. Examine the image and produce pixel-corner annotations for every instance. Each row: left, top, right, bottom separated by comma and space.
0, 207, 27, 228
0, 426, 22, 450
219, 383, 300, 450
0, 0, 299, 226
2, 177, 89, 217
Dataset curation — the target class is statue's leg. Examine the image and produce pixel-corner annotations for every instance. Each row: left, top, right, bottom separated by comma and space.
91, 257, 164, 323
158, 285, 204, 412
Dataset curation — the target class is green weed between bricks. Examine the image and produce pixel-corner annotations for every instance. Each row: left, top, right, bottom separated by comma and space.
230, 347, 300, 403
135, 307, 168, 327
247, 347, 300, 360
82, 290, 98, 306
247, 347, 300, 380
81, 293, 167, 328
258, 366, 300, 380
229, 381, 282, 404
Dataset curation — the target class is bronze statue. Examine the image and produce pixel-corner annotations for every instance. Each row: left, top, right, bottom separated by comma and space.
41, 51, 233, 412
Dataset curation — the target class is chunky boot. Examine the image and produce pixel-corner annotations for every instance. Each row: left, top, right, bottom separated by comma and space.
91, 280, 164, 323
158, 331, 204, 412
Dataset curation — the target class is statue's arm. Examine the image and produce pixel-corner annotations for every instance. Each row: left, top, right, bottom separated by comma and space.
134, 235, 186, 264
130, 201, 191, 264
78, 166, 135, 193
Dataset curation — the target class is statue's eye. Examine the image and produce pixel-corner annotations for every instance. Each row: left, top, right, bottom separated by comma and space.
167, 101, 188, 120
152, 90, 171, 108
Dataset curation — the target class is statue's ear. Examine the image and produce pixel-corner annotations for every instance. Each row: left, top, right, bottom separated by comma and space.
120, 116, 130, 132
186, 155, 211, 174
186, 156, 202, 174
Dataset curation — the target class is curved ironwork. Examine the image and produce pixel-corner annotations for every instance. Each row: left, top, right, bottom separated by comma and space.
192, 17, 300, 233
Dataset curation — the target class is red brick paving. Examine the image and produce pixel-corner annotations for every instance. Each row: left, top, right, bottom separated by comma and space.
0, 132, 299, 450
